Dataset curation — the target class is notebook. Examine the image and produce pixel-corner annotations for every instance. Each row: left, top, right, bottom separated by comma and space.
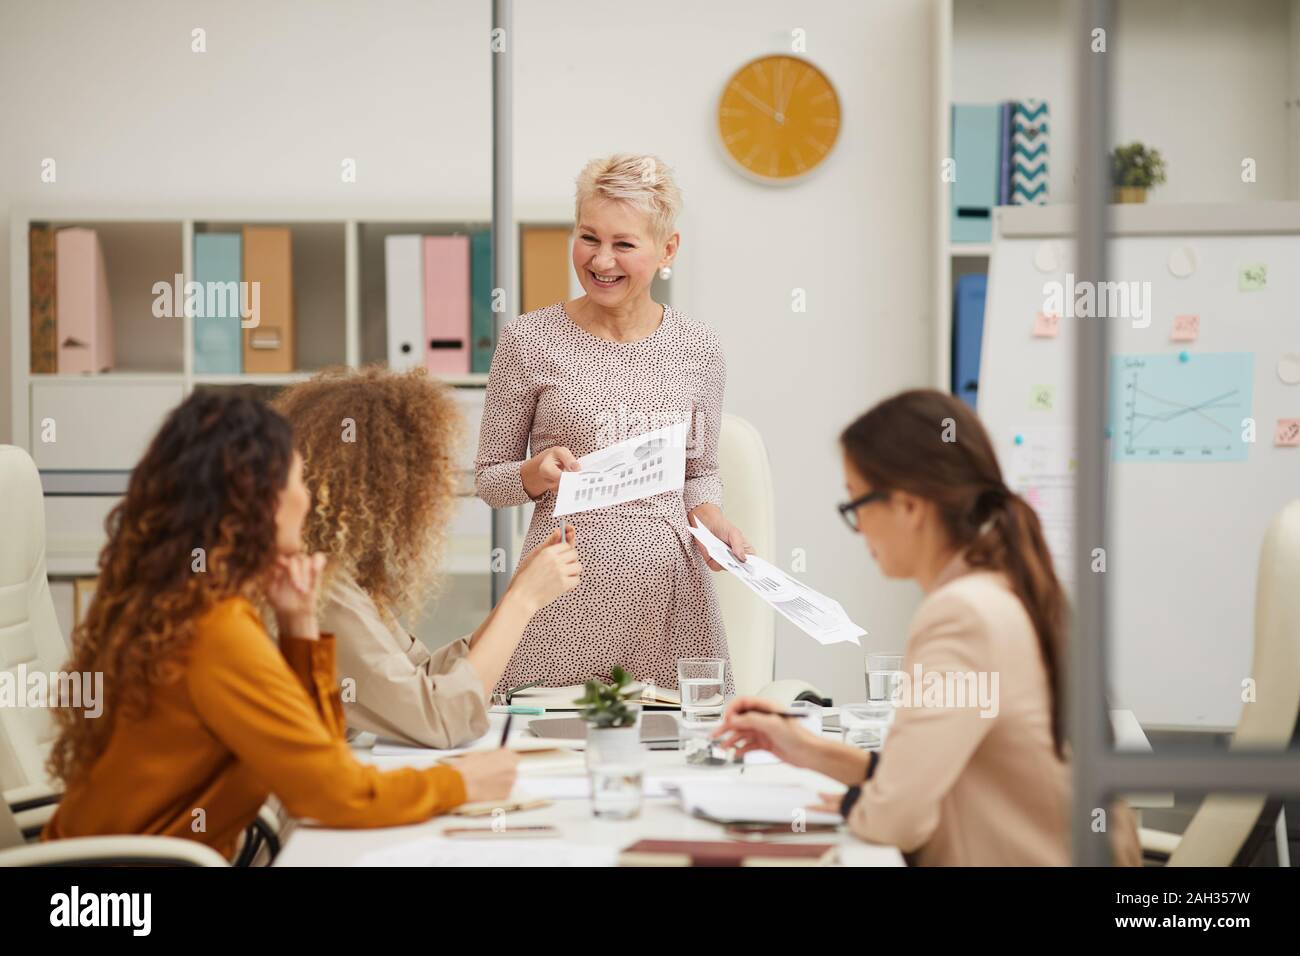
619, 839, 837, 867
525, 713, 681, 745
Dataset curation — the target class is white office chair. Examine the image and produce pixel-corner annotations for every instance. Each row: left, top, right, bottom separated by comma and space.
715, 413, 776, 696
1140, 499, 1300, 866
0, 797, 227, 866
0, 444, 68, 835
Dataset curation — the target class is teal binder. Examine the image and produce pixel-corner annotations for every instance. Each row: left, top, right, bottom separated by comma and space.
193, 233, 243, 374
951, 104, 1000, 243
470, 231, 495, 373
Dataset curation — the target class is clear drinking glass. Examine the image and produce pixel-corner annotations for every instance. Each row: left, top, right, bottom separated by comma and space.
841, 701, 895, 751
679, 716, 728, 766
585, 705, 645, 820
865, 653, 905, 703
677, 657, 726, 724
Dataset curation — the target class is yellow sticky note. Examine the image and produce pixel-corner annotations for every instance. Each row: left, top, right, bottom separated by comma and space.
1030, 384, 1055, 411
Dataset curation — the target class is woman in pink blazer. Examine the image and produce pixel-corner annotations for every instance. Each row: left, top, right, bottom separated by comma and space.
715, 389, 1140, 866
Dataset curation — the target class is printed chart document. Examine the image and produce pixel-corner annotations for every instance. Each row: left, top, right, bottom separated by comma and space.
687, 519, 865, 646
553, 421, 689, 517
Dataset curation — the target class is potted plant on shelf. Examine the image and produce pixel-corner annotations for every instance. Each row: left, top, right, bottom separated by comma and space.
575, 666, 645, 819
1110, 142, 1166, 204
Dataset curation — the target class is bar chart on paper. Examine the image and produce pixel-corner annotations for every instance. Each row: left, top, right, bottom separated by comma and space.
1111, 353, 1254, 462
553, 421, 688, 517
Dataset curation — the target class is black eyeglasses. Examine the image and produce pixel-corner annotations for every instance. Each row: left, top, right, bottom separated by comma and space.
837, 490, 889, 532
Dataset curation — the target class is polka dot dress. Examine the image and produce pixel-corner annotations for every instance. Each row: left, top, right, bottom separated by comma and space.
475, 301, 735, 696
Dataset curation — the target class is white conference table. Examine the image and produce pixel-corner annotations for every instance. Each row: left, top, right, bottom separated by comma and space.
275, 708, 1167, 866
276, 715, 904, 867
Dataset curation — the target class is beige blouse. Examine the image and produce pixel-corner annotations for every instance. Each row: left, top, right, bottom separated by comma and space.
319, 571, 491, 749
848, 555, 1140, 866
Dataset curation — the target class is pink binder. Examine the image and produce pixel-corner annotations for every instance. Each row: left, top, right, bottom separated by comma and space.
421, 236, 470, 375
55, 228, 114, 373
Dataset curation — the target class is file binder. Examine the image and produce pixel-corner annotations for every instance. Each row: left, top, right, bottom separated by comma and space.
952, 272, 988, 410
29, 225, 57, 373
521, 226, 571, 314
193, 233, 242, 374
470, 230, 494, 373
241, 226, 294, 374
421, 235, 470, 375
950, 104, 1000, 243
385, 234, 425, 371
55, 227, 114, 373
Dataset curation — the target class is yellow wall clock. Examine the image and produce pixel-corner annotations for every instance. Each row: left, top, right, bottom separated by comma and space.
717, 54, 841, 184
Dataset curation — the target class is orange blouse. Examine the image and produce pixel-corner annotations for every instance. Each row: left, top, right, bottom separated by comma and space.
43, 596, 467, 860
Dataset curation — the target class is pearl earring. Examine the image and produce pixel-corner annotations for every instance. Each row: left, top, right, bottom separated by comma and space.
659, 266, 673, 280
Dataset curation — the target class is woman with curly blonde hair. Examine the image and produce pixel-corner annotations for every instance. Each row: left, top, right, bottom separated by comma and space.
43, 390, 517, 859
274, 366, 580, 748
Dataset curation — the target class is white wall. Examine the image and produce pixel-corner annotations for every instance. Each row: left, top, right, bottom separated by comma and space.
0, 0, 936, 705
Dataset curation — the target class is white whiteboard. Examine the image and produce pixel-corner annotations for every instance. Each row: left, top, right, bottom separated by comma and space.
978, 203, 1300, 730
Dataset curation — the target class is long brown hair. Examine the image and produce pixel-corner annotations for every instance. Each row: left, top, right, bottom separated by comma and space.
47, 391, 295, 785
272, 366, 463, 624
840, 389, 1068, 757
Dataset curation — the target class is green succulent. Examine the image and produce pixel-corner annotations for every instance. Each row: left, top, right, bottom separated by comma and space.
1111, 142, 1167, 189
575, 666, 641, 729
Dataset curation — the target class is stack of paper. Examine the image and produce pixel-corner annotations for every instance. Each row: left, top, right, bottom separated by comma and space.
673, 780, 842, 826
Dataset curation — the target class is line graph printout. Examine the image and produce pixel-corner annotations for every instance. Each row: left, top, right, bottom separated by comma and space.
687, 518, 866, 647
553, 421, 689, 517
1111, 353, 1254, 462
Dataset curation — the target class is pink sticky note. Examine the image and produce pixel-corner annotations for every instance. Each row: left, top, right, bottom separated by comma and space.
1033, 312, 1060, 338
1171, 314, 1200, 342
1275, 419, 1300, 447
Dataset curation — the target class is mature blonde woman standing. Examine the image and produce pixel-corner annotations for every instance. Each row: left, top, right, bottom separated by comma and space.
477, 154, 750, 694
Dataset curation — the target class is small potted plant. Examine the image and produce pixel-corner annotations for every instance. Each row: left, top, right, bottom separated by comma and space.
575, 666, 645, 818
1110, 142, 1166, 204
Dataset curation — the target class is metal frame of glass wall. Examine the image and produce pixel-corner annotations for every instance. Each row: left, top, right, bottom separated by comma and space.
1071, 0, 1300, 865
490, 0, 515, 605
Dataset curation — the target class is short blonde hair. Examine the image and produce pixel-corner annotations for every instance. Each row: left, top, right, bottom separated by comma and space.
574, 153, 682, 244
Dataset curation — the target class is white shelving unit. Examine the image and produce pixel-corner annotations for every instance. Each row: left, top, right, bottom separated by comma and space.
934, 0, 1300, 392
10, 204, 574, 586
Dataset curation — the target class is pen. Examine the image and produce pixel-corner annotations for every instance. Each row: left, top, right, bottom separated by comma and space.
733, 707, 808, 719
499, 712, 513, 748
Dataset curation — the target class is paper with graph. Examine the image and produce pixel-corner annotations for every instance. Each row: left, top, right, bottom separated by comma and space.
687, 518, 865, 646
1111, 353, 1254, 462
553, 421, 688, 517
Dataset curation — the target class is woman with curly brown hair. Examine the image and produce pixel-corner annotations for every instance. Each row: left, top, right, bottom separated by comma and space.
273, 366, 580, 748
42, 390, 517, 860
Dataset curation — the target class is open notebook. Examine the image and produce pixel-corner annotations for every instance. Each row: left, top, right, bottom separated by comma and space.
507, 682, 681, 711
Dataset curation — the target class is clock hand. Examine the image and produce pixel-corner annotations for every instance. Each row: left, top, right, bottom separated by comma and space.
730, 83, 777, 120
